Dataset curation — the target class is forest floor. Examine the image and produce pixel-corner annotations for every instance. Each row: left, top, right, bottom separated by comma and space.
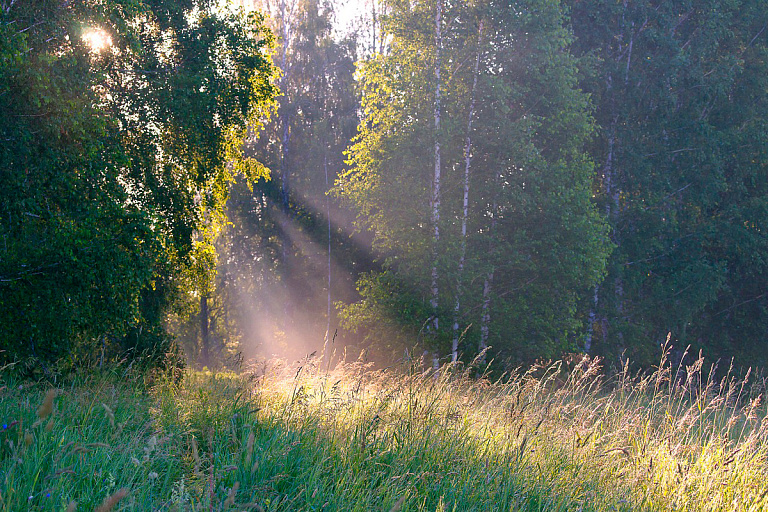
2, 352, 768, 511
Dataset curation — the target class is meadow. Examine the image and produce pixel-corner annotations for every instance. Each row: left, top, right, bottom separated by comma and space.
2, 348, 768, 511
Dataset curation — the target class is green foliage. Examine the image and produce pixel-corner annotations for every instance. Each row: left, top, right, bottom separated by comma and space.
568, 0, 768, 368
336, 0, 611, 363
0, 0, 277, 367
337, 271, 436, 360
167, 0, 366, 363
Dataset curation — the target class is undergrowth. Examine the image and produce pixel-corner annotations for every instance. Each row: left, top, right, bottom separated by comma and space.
2, 346, 768, 511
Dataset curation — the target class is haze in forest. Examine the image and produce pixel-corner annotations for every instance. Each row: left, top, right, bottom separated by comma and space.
1, 0, 766, 378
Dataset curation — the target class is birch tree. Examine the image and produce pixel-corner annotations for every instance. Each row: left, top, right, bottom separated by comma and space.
0, 0, 276, 365
451, 19, 484, 362
337, 0, 610, 364
430, 0, 443, 339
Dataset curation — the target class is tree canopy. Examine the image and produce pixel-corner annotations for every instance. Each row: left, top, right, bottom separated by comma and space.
336, 0, 612, 364
0, 0, 276, 369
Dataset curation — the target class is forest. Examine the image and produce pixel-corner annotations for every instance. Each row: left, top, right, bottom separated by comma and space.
1, 0, 767, 375
3, 0, 768, 510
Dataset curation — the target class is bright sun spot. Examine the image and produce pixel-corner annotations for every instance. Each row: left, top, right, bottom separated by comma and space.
83, 28, 112, 53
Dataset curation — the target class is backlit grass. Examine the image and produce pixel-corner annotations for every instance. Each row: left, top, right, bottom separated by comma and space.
2, 347, 768, 510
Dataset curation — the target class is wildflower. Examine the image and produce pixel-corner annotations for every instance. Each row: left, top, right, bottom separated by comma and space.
148, 472, 159, 480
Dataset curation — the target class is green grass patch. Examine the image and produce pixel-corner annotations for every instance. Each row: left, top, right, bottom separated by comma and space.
2, 350, 768, 511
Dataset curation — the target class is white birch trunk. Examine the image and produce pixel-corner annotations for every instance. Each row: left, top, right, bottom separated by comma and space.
478, 269, 493, 362
323, 150, 332, 364
371, 0, 377, 55
478, 167, 499, 364
584, 284, 598, 354
451, 21, 483, 362
429, 0, 443, 336
586, 110, 616, 354
603, 71, 625, 353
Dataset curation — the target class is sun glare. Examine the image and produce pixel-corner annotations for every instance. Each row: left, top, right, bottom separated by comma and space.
83, 28, 112, 53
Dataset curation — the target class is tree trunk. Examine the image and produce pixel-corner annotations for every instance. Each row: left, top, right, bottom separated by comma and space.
584, 283, 599, 353
451, 20, 483, 362
200, 294, 210, 368
371, 0, 377, 55
479, 269, 493, 362
603, 75, 625, 354
279, 0, 292, 333
323, 149, 332, 364
587, 111, 617, 354
429, 0, 443, 337
279, 0, 291, 215
479, 165, 499, 364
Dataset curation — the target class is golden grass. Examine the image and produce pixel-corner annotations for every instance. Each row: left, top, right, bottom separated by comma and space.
3, 346, 767, 511
248, 345, 768, 511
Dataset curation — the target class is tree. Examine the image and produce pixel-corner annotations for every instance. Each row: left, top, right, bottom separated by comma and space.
0, 0, 276, 368
569, 0, 768, 368
336, 0, 611, 365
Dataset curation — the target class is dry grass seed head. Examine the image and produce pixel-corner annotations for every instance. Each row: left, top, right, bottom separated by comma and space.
65, 501, 77, 512
95, 488, 128, 512
102, 403, 115, 428
190, 436, 202, 477
245, 430, 255, 465
37, 389, 56, 420
223, 481, 240, 508
389, 494, 407, 512
191, 436, 200, 463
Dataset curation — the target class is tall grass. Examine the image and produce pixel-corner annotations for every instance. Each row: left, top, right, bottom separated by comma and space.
2, 346, 767, 511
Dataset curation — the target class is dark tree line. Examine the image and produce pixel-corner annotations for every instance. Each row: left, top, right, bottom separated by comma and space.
570, 0, 768, 368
